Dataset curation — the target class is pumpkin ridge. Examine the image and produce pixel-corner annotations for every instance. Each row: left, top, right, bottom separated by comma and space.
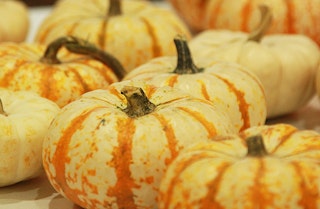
268, 129, 297, 154
290, 161, 318, 208
160, 152, 217, 209
153, 113, 179, 165
50, 108, 99, 206
107, 117, 139, 209
177, 106, 217, 138
241, 2, 253, 31
0, 59, 28, 88
200, 162, 230, 209
78, 59, 115, 84
140, 17, 162, 57
214, 75, 250, 131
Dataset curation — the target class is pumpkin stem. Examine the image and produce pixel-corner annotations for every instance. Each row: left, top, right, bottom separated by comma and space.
121, 86, 156, 118
173, 35, 203, 74
108, 0, 122, 17
41, 36, 126, 80
64, 37, 126, 80
247, 4, 272, 42
246, 135, 268, 157
0, 99, 8, 116
40, 36, 75, 64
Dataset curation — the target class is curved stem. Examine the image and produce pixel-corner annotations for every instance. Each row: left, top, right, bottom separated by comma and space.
246, 135, 268, 157
173, 35, 203, 74
247, 4, 272, 42
108, 0, 122, 17
121, 86, 156, 118
40, 36, 77, 64
64, 37, 126, 80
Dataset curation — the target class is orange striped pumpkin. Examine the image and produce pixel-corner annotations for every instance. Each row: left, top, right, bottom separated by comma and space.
42, 79, 237, 209
189, 5, 320, 118
158, 123, 320, 209
0, 36, 125, 107
35, 0, 191, 72
124, 36, 267, 132
167, 0, 320, 46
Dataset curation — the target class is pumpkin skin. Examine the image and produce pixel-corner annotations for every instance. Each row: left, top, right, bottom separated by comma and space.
189, 29, 320, 118
124, 36, 267, 132
0, 88, 60, 187
35, 0, 192, 72
0, 36, 124, 107
167, 0, 320, 46
42, 80, 237, 209
0, 0, 29, 42
158, 123, 320, 209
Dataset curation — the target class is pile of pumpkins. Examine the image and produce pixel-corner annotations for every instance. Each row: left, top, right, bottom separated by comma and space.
1, 0, 320, 209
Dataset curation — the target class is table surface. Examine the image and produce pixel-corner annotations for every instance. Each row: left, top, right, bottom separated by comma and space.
1, 2, 320, 209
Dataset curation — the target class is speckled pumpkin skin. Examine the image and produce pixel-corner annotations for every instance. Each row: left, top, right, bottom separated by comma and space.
158, 123, 320, 209
42, 80, 237, 209
35, 0, 191, 72
0, 42, 119, 107
0, 89, 60, 187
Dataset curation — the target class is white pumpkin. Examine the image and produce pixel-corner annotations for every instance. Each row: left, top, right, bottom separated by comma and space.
189, 6, 320, 118
0, 89, 60, 187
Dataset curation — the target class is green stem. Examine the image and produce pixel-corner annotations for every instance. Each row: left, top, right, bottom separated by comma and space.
246, 135, 268, 157
173, 35, 203, 74
247, 4, 272, 42
121, 86, 156, 118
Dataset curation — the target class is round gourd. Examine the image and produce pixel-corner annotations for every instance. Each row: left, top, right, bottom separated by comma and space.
189, 6, 320, 118
0, 88, 60, 187
158, 123, 320, 209
42, 80, 237, 209
0, 0, 29, 42
167, 0, 320, 46
124, 36, 267, 132
0, 36, 125, 107
35, 0, 192, 72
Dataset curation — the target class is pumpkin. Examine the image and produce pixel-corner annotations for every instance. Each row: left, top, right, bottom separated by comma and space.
42, 79, 237, 209
167, 0, 320, 46
189, 5, 320, 118
124, 35, 267, 132
34, 0, 192, 72
0, 0, 29, 42
0, 36, 125, 107
158, 123, 320, 209
0, 88, 60, 187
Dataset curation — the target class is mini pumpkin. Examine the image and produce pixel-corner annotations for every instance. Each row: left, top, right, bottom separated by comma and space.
124, 35, 267, 132
189, 5, 320, 118
42, 79, 237, 209
0, 0, 29, 42
168, 0, 320, 46
0, 88, 60, 187
35, 0, 191, 72
0, 36, 125, 107
158, 123, 320, 209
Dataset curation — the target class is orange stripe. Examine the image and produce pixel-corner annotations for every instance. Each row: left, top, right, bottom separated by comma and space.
141, 17, 162, 57
165, 75, 179, 87
241, 2, 253, 31
178, 106, 217, 138
291, 162, 319, 208
159, 152, 215, 209
107, 117, 139, 209
51, 108, 98, 206
215, 75, 250, 131
198, 80, 210, 100
200, 162, 231, 209
153, 113, 179, 165
284, 0, 295, 33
